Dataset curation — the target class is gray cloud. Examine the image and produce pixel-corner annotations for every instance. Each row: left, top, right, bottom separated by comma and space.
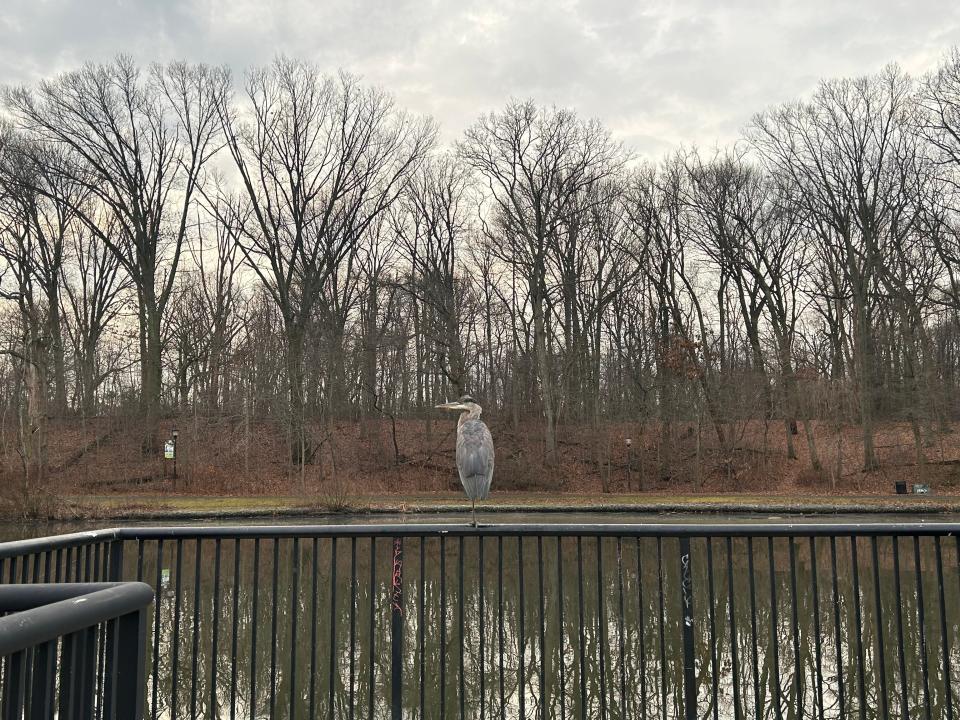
1, 0, 958, 157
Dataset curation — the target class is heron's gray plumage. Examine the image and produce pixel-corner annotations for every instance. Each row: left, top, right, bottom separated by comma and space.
456, 418, 494, 500
436, 395, 495, 524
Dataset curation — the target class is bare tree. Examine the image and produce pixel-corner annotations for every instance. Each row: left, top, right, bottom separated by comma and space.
394, 154, 473, 397
750, 66, 923, 470
188, 200, 243, 410
61, 211, 130, 416
460, 100, 624, 466
4, 57, 227, 450
216, 59, 435, 463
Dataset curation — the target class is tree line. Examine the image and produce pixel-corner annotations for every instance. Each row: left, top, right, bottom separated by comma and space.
2, 51, 960, 489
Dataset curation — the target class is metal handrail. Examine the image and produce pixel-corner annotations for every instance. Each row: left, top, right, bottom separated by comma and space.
0, 528, 120, 560
111, 519, 960, 537
0, 582, 154, 655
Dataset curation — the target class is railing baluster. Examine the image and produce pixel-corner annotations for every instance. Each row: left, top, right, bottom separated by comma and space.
935, 536, 954, 720
170, 539, 183, 720
5, 649, 26, 720
309, 537, 319, 720
115, 608, 148, 720
576, 536, 586, 720
679, 536, 696, 720
440, 535, 447, 720
368, 537, 375, 720
636, 537, 648, 720
597, 536, 607, 720
787, 538, 802, 718
767, 537, 783, 720
850, 536, 867, 720
616, 537, 626, 720
270, 538, 280, 719
829, 536, 846, 719
518, 535, 525, 720
328, 537, 337, 720
59, 632, 78, 720
211, 538, 221, 720
871, 536, 889, 720
291, 537, 300, 720
151, 540, 163, 720
747, 537, 761, 720
390, 536, 403, 720
28, 639, 55, 720
655, 536, 667, 720
892, 536, 908, 720
189, 538, 202, 720
459, 536, 466, 720
557, 536, 566, 720
94, 546, 106, 720
135, 540, 144, 583
418, 536, 426, 720
914, 535, 933, 720
538, 536, 546, 720
498, 535, 504, 720
250, 537, 260, 720
230, 539, 241, 720
78, 625, 96, 720
479, 536, 486, 720
706, 537, 719, 720
349, 537, 357, 720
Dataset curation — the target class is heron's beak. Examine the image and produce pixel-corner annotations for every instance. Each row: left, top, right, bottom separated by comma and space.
435, 401, 461, 411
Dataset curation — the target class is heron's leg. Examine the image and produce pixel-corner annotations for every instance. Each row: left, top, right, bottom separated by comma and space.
472, 497, 477, 527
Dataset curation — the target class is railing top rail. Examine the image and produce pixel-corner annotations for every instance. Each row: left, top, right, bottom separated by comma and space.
0, 582, 154, 655
0, 527, 120, 560
0, 582, 137, 612
108, 520, 960, 539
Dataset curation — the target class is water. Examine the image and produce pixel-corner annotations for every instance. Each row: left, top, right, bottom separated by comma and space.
3, 515, 958, 718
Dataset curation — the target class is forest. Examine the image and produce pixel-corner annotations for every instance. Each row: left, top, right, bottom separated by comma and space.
2, 50, 960, 510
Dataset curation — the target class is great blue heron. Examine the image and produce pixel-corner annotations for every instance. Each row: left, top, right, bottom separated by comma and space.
436, 395, 494, 526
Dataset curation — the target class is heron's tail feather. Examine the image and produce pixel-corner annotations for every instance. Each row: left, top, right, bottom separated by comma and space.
461, 474, 491, 501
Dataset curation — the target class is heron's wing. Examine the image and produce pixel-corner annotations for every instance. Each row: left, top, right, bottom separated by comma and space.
456, 420, 494, 500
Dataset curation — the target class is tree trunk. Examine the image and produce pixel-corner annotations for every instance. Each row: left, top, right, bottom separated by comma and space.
285, 322, 309, 465
47, 287, 67, 416
532, 281, 557, 466
852, 292, 878, 471
24, 335, 47, 494
326, 325, 348, 420
140, 293, 163, 455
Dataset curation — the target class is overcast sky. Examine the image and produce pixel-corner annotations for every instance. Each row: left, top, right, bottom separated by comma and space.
2, 0, 959, 157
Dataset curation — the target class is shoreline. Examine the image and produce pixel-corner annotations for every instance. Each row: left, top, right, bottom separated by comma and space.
32, 492, 960, 522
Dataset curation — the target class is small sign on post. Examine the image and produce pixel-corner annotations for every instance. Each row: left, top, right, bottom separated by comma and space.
164, 441, 175, 460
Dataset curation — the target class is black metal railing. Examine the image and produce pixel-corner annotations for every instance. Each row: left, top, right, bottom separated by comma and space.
1, 521, 959, 719
0, 580, 153, 720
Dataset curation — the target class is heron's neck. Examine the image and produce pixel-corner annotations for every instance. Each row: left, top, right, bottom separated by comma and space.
458, 406, 481, 428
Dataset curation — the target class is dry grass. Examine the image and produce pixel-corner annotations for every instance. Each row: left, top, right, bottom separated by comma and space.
4, 413, 960, 519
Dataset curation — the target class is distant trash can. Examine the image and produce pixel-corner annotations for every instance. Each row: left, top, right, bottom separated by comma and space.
913, 484, 931, 495
895, 481, 907, 495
